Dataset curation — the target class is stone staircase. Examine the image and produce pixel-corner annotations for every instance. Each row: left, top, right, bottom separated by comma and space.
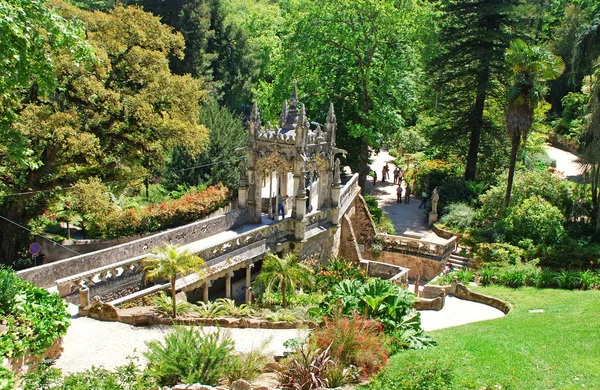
447, 248, 471, 270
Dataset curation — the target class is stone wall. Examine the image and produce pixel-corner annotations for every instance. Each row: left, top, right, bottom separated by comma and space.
18, 209, 248, 288
338, 215, 360, 262
297, 226, 337, 263
37, 203, 235, 263
421, 281, 511, 314
376, 251, 444, 280
349, 195, 377, 246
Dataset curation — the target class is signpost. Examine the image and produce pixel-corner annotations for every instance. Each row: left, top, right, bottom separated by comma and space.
29, 242, 41, 266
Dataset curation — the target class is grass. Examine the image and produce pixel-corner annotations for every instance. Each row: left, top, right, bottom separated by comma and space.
372, 286, 600, 389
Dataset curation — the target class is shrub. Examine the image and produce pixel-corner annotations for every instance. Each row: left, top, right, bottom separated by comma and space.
315, 258, 367, 290
278, 343, 334, 390
0, 269, 70, 362
152, 291, 195, 317
476, 242, 527, 265
311, 311, 388, 377
439, 202, 476, 230
504, 196, 565, 245
223, 340, 270, 385
363, 359, 454, 390
99, 184, 229, 238
479, 170, 572, 221
496, 263, 540, 288
364, 195, 383, 224
20, 359, 155, 390
144, 327, 235, 387
0, 266, 20, 312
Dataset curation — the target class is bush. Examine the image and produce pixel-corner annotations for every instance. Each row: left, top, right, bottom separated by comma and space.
363, 359, 454, 390
439, 202, 476, 230
479, 170, 572, 221
315, 258, 367, 290
223, 340, 270, 385
311, 311, 388, 377
144, 327, 235, 387
20, 359, 155, 390
0, 269, 70, 362
364, 195, 383, 225
476, 242, 527, 265
278, 343, 335, 390
503, 196, 565, 245
99, 184, 229, 238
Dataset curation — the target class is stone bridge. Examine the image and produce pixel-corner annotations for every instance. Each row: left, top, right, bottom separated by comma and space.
17, 173, 457, 306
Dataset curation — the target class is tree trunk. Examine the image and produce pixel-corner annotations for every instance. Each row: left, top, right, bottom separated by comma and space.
67, 221, 71, 240
464, 69, 490, 181
171, 278, 177, 318
281, 279, 287, 308
358, 137, 370, 193
505, 131, 521, 207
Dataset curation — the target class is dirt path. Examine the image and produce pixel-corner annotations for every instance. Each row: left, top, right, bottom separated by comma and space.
364, 150, 445, 243
545, 145, 585, 181
54, 315, 308, 374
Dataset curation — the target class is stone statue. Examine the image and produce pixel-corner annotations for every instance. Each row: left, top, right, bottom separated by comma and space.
239, 159, 248, 186
432, 187, 440, 214
334, 158, 341, 185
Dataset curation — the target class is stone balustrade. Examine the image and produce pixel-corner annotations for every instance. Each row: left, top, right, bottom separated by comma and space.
55, 255, 147, 297
360, 259, 409, 284
378, 233, 457, 261
339, 173, 360, 218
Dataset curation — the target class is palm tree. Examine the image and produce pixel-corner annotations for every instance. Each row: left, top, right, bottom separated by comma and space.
255, 251, 314, 308
143, 243, 205, 317
504, 40, 565, 207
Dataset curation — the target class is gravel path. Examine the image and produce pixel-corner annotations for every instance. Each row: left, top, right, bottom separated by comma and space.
54, 315, 308, 374
545, 145, 585, 180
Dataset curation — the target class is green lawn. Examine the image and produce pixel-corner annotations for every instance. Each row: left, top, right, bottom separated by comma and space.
370, 286, 600, 390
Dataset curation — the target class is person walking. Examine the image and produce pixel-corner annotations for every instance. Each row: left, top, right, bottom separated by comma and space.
384, 163, 390, 180
419, 190, 427, 209
393, 167, 400, 184
404, 185, 411, 204
396, 184, 403, 203
372, 171, 377, 186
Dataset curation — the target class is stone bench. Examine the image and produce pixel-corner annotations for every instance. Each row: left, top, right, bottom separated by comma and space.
403, 231, 425, 240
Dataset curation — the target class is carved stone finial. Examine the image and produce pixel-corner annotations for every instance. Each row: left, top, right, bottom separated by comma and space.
239, 159, 248, 186
327, 102, 336, 124
334, 158, 341, 185
279, 99, 288, 128
250, 101, 260, 124
265, 121, 272, 131
291, 79, 298, 106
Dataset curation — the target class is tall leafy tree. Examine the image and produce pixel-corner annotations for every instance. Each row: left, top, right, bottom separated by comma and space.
504, 40, 565, 207
143, 243, 205, 317
431, 0, 518, 181
255, 251, 313, 308
131, 0, 259, 110
260, 0, 429, 191
0, 0, 89, 167
581, 62, 600, 230
0, 3, 208, 264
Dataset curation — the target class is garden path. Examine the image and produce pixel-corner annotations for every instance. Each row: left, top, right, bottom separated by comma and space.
364, 150, 445, 243
545, 145, 585, 181
54, 311, 308, 374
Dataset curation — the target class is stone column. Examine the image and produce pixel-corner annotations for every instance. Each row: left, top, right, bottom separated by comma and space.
245, 264, 253, 304
238, 159, 249, 209
249, 169, 262, 223
225, 272, 232, 298
330, 158, 342, 224
79, 287, 90, 309
291, 173, 301, 219
203, 282, 210, 304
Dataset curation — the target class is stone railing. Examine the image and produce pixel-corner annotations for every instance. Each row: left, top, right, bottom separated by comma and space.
339, 173, 360, 217
18, 209, 248, 289
360, 259, 409, 284
378, 234, 457, 261
55, 255, 146, 297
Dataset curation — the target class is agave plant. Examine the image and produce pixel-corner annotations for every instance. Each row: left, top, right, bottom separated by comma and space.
215, 298, 255, 318
193, 300, 226, 318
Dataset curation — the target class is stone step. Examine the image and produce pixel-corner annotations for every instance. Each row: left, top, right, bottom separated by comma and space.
449, 253, 471, 263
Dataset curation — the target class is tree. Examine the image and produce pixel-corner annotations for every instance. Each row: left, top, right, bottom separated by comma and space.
0, 0, 90, 167
255, 251, 313, 308
0, 3, 209, 264
260, 0, 429, 192
163, 101, 246, 190
504, 40, 565, 207
431, 0, 519, 181
581, 61, 600, 231
143, 243, 205, 317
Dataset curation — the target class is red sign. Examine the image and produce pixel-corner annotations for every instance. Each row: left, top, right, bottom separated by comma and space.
29, 242, 41, 255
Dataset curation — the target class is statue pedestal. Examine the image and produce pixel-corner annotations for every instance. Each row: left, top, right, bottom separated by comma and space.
428, 212, 438, 226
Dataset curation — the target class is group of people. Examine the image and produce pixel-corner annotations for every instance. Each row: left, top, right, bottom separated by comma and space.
396, 183, 412, 204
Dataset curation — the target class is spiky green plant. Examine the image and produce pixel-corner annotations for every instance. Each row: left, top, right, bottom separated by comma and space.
255, 252, 314, 308
143, 243, 205, 317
